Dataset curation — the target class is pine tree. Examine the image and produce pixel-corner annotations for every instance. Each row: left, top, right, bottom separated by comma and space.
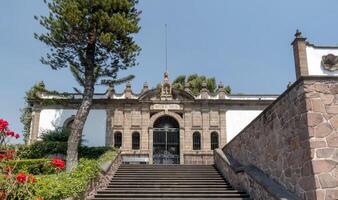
172, 74, 231, 95
35, 0, 141, 171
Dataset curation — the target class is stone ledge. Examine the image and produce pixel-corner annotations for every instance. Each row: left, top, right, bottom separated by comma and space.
214, 149, 299, 200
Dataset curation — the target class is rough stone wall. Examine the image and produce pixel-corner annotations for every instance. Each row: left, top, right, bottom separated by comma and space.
223, 77, 338, 200
214, 150, 284, 200
303, 79, 338, 199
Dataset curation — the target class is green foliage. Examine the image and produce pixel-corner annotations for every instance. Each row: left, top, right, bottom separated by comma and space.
19, 106, 32, 144
40, 128, 70, 142
7, 159, 57, 175
33, 150, 117, 200
19, 82, 47, 143
78, 146, 114, 159
34, 0, 141, 87
172, 74, 231, 95
21, 141, 68, 159
16, 142, 113, 160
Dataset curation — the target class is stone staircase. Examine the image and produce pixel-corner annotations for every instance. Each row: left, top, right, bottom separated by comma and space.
91, 164, 250, 200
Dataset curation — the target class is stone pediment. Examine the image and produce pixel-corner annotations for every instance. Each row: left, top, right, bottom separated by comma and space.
138, 88, 195, 101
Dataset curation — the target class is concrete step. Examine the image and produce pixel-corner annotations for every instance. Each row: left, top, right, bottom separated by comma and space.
91, 164, 250, 200
97, 190, 245, 194
107, 184, 233, 188
92, 198, 250, 200
112, 177, 224, 180
93, 194, 250, 198
100, 188, 236, 192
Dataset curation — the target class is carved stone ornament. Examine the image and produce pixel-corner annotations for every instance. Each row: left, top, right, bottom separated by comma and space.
321, 54, 338, 71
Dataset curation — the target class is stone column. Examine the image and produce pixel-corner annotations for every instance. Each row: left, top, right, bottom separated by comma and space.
148, 128, 153, 164
123, 106, 131, 150
141, 106, 149, 151
202, 105, 210, 151
30, 107, 41, 144
291, 30, 309, 79
219, 108, 227, 146
180, 128, 185, 164
105, 109, 112, 146
184, 107, 192, 151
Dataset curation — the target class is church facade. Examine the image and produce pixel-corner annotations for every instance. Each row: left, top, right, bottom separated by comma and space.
28, 72, 277, 164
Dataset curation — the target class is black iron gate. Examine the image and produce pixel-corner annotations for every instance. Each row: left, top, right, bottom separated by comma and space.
153, 127, 180, 164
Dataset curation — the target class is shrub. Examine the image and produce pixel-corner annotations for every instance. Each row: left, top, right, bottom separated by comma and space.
79, 146, 113, 159
40, 128, 70, 142
17, 142, 113, 160
7, 159, 50, 175
33, 150, 117, 200
0, 118, 45, 200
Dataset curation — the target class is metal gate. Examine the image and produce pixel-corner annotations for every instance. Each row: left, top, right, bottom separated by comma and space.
153, 127, 180, 164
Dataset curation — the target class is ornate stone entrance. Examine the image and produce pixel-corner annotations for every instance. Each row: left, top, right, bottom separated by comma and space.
153, 116, 180, 164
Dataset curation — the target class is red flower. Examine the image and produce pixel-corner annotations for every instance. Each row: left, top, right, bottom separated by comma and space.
4, 149, 15, 160
0, 154, 5, 160
5, 131, 14, 137
51, 159, 65, 170
16, 173, 27, 183
0, 119, 8, 132
0, 190, 5, 200
14, 133, 20, 139
4, 167, 13, 173
36, 198, 44, 200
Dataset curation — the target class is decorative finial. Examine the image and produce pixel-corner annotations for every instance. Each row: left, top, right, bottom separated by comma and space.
125, 82, 132, 91
143, 81, 148, 88
142, 81, 149, 92
107, 84, 115, 98
295, 29, 302, 38
218, 81, 224, 89
37, 81, 45, 88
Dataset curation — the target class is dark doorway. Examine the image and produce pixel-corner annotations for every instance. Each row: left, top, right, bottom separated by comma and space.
153, 116, 180, 164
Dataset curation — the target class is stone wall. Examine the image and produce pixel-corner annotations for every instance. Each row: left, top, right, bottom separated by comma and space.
219, 77, 338, 200
184, 153, 214, 165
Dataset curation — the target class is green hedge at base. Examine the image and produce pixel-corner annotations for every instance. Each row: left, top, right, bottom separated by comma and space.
16, 142, 112, 159
33, 150, 117, 200
8, 159, 53, 175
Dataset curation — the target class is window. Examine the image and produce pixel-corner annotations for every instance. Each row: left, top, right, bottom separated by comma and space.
63, 116, 75, 130
211, 132, 219, 150
132, 132, 140, 150
114, 132, 122, 148
193, 132, 201, 150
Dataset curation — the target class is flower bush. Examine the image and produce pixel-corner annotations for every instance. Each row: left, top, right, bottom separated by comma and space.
0, 118, 47, 200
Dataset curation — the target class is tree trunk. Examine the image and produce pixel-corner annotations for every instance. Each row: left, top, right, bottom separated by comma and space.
65, 86, 93, 172
66, 30, 96, 172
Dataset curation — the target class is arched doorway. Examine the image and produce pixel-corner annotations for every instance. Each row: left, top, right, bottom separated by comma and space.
153, 115, 180, 164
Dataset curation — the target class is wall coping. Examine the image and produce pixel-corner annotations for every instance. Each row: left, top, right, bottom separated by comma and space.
224, 76, 338, 148
215, 149, 299, 200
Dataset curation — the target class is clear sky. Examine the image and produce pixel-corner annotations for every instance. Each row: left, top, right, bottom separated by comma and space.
1, 0, 338, 142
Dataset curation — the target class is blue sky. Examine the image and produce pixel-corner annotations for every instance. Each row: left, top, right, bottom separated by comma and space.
1, 0, 338, 141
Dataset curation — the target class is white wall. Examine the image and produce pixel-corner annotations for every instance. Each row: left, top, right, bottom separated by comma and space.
38, 109, 106, 146
306, 46, 338, 76
226, 110, 262, 143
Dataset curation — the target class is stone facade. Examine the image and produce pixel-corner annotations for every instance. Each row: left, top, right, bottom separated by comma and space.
219, 77, 338, 200
104, 76, 274, 164
28, 73, 276, 164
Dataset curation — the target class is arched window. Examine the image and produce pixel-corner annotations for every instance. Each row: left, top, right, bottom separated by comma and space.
114, 132, 122, 148
63, 115, 75, 130
211, 132, 219, 150
132, 132, 140, 150
193, 132, 201, 150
